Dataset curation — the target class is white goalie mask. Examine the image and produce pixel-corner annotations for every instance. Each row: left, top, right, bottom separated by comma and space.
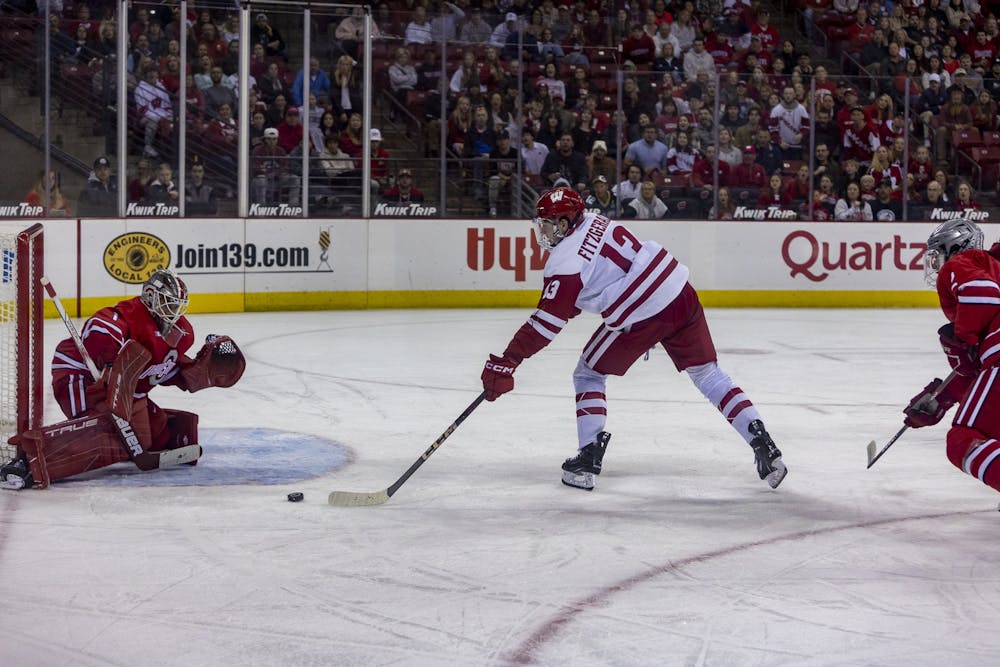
141, 269, 190, 337
923, 218, 983, 286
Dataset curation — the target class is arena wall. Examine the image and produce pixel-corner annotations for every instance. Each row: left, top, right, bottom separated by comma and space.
35, 218, 990, 316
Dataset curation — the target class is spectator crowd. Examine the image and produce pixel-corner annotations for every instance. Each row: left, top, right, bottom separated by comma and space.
6, 0, 1000, 219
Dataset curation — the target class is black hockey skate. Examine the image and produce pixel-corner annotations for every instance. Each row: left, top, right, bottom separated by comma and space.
561, 431, 611, 491
748, 420, 786, 489
0, 456, 33, 491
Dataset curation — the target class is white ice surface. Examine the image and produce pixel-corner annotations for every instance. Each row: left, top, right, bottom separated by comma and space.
2, 308, 999, 667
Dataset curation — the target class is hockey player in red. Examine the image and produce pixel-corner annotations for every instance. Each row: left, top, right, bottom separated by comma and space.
904, 219, 1000, 494
480, 187, 787, 491
1, 269, 245, 489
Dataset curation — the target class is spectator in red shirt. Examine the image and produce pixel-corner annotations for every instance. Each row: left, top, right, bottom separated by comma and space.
842, 107, 878, 165
382, 167, 424, 204
731, 145, 767, 188
784, 164, 812, 201
908, 145, 935, 192
750, 9, 780, 52
692, 144, 731, 189
969, 30, 998, 71
953, 179, 981, 212
622, 23, 656, 65
846, 8, 874, 60
276, 107, 304, 154
758, 174, 792, 208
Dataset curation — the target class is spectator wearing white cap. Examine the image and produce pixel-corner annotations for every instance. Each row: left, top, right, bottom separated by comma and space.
584, 174, 618, 217
368, 128, 391, 191
251, 12, 286, 59
251, 127, 300, 206
587, 140, 616, 184
919, 72, 949, 147
490, 12, 520, 48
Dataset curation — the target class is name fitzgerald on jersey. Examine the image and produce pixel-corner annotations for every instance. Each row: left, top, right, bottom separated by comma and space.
577, 215, 611, 261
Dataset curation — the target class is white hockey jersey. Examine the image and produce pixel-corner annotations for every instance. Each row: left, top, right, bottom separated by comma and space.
504, 212, 690, 361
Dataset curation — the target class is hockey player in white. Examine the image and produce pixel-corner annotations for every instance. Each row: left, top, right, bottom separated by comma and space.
480, 187, 787, 491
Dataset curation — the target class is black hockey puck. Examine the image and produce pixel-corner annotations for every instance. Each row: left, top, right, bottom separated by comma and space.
287, 492, 304, 502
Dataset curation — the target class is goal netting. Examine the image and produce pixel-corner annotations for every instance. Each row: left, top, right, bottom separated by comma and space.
0, 224, 43, 463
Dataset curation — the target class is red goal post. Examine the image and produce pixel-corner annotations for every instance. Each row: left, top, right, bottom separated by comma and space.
0, 224, 43, 463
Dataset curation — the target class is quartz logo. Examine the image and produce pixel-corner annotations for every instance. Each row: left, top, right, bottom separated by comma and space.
782, 230, 925, 282
466, 227, 548, 282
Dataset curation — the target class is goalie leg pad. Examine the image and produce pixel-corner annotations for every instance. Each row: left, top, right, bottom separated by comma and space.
162, 408, 199, 450
15, 414, 131, 488
106, 340, 152, 421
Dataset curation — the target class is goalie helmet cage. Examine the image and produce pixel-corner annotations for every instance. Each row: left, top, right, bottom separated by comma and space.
0, 224, 44, 463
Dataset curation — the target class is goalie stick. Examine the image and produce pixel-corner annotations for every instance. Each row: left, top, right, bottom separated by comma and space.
39, 277, 200, 470
866, 370, 958, 469
328, 391, 487, 507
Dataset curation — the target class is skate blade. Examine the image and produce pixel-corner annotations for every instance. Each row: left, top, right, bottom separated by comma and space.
561, 470, 595, 490
765, 459, 787, 489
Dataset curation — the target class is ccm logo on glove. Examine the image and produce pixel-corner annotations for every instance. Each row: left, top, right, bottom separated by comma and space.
484, 359, 516, 374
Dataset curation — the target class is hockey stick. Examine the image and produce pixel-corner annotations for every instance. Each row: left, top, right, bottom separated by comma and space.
329, 391, 488, 506
866, 370, 958, 469
39, 277, 200, 470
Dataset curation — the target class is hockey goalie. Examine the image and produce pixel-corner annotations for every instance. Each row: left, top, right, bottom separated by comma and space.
0, 269, 245, 489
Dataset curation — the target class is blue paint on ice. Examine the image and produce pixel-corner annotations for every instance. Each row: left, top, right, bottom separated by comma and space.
61, 428, 349, 487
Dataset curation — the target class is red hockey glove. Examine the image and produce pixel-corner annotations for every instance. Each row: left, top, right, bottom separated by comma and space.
939, 323, 980, 377
904, 378, 955, 428
179, 335, 246, 392
481, 354, 518, 401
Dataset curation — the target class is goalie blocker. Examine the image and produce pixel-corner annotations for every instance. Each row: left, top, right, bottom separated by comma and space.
4, 334, 244, 489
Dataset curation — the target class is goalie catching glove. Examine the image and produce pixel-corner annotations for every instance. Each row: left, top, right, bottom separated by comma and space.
178, 334, 246, 392
481, 354, 518, 401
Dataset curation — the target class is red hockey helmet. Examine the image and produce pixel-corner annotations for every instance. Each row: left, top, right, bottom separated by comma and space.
533, 187, 585, 250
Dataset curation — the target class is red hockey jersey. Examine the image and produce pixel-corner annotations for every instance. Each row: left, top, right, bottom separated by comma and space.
937, 249, 1000, 369
51, 297, 195, 397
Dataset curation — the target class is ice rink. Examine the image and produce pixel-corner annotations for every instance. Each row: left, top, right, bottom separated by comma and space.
2, 306, 999, 666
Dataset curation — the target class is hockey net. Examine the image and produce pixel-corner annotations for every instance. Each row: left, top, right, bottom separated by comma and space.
0, 224, 43, 463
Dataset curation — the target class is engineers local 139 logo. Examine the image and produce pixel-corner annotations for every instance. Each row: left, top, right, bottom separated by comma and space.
103, 232, 171, 284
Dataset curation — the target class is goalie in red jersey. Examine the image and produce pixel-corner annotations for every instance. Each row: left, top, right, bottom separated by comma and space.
1, 269, 245, 489
904, 219, 1000, 494
480, 187, 787, 492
